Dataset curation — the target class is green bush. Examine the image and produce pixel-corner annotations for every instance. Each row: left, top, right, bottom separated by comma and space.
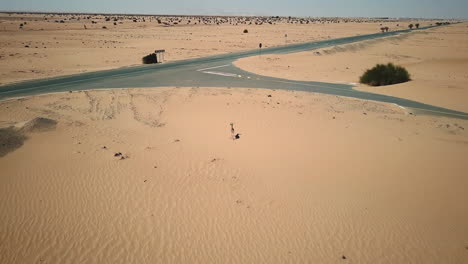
142, 53, 157, 64
359, 63, 411, 86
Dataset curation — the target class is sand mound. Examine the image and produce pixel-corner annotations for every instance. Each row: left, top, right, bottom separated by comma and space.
19, 117, 57, 133
0, 127, 27, 157
0, 117, 56, 157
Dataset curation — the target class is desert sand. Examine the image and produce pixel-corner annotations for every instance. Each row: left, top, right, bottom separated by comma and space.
234, 22, 468, 113
0, 12, 436, 85
1, 87, 468, 263
1, 12, 468, 264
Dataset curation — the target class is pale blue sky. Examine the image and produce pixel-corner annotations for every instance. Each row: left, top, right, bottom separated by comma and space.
0, 0, 467, 19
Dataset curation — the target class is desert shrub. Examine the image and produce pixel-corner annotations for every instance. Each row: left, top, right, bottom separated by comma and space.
359, 63, 410, 86
142, 53, 157, 64
243, 29, 248, 33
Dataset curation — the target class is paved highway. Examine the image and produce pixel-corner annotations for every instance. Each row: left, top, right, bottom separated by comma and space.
1, 25, 467, 119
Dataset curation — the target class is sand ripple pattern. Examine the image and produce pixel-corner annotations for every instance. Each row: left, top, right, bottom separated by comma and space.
1, 87, 467, 263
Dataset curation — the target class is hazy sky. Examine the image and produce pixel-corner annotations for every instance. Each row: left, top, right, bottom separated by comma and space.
1, 0, 467, 19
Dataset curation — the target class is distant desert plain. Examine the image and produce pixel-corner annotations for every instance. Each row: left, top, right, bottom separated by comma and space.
1, 12, 467, 264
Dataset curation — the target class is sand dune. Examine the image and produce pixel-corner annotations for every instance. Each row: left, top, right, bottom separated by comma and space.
1, 87, 467, 263
234, 23, 468, 112
1, 12, 467, 264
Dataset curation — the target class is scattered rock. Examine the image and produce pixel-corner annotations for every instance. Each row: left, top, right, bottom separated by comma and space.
363, 112, 367, 115
174, 139, 180, 142
114, 152, 122, 157
342, 255, 347, 260
211, 158, 217, 162
102, 146, 107, 149
267, 94, 272, 97
234, 133, 240, 140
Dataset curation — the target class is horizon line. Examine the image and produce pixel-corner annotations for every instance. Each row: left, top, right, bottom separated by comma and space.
0, 10, 465, 21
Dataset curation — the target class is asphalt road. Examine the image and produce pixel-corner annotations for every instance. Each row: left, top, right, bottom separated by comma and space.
1, 25, 467, 120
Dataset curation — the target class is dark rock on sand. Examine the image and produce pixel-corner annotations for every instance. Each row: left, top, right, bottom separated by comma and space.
0, 127, 27, 157
19, 117, 57, 133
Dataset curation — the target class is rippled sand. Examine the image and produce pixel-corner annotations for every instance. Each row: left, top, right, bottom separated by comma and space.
1, 87, 467, 263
